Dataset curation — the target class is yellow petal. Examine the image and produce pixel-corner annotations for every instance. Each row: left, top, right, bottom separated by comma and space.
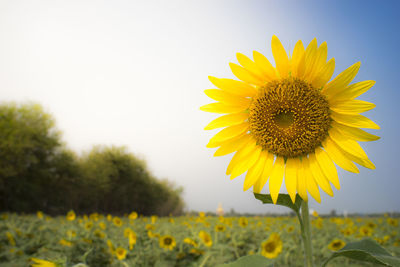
322, 62, 361, 97
302, 38, 318, 80
308, 153, 333, 196
253, 51, 278, 81
303, 157, 321, 203
296, 160, 308, 201
322, 137, 359, 173
204, 89, 251, 107
331, 111, 380, 129
230, 146, 262, 179
269, 156, 285, 204
330, 80, 376, 102
243, 151, 268, 191
207, 131, 246, 148
328, 127, 368, 159
342, 151, 376, 170
308, 42, 328, 82
311, 58, 335, 88
314, 147, 340, 190
290, 40, 305, 77
253, 153, 275, 193
208, 76, 257, 97
230, 63, 265, 86
271, 35, 290, 78
330, 100, 376, 114
204, 113, 248, 130
332, 121, 380, 142
285, 157, 298, 203
237, 53, 269, 81
207, 122, 249, 145
214, 133, 251, 156
200, 102, 247, 114
226, 139, 257, 175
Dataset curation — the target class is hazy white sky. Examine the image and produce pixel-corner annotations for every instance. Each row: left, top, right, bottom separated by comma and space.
1, 0, 398, 214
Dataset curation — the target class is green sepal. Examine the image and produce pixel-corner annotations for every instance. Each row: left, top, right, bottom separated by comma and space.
216, 255, 274, 267
254, 193, 303, 213
322, 238, 400, 267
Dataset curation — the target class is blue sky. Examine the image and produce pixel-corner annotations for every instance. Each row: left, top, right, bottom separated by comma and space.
0, 0, 399, 214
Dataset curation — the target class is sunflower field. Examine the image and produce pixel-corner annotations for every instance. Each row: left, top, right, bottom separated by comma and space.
0, 211, 399, 267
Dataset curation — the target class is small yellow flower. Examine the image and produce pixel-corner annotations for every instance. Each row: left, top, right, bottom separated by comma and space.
238, 217, 248, 227
147, 230, 160, 239
37, 211, 44, 219
84, 221, 93, 230
124, 228, 132, 237
215, 224, 226, 232
359, 225, 373, 237
113, 217, 123, 227
183, 237, 198, 247
129, 212, 138, 220
59, 239, 73, 247
89, 213, 99, 221
328, 239, 346, 251
287, 226, 295, 233
6, 232, 16, 246
312, 211, 319, 217
107, 214, 112, 221
115, 247, 127, 260
129, 231, 137, 250
261, 233, 283, 259
93, 229, 105, 239
107, 239, 115, 254
159, 235, 176, 251
146, 224, 155, 231
66, 230, 76, 238
366, 222, 377, 229
151, 215, 158, 224
66, 210, 76, 221
30, 258, 57, 267
199, 230, 212, 247
199, 212, 206, 218
99, 222, 106, 230
387, 218, 398, 227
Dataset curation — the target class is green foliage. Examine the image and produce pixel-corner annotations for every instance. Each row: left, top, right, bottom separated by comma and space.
323, 239, 400, 267
216, 255, 274, 267
254, 193, 303, 214
0, 102, 184, 216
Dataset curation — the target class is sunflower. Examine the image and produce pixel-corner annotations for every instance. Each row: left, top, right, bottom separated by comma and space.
113, 217, 123, 227
198, 230, 213, 247
328, 239, 346, 251
128, 231, 137, 250
66, 210, 76, 221
261, 233, 283, 259
238, 217, 248, 227
215, 224, 226, 232
201, 35, 379, 203
115, 247, 127, 260
30, 258, 57, 267
159, 235, 176, 250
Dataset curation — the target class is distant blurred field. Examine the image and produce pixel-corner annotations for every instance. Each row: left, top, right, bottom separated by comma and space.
0, 212, 399, 267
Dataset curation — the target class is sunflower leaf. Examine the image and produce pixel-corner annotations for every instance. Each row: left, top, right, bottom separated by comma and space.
216, 255, 274, 267
322, 238, 400, 267
254, 193, 303, 213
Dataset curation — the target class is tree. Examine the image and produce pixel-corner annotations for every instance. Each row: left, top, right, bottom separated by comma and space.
0, 102, 63, 211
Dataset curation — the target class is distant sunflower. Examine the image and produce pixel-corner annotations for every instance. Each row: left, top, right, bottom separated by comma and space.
159, 235, 176, 250
115, 247, 127, 260
328, 239, 346, 251
30, 258, 57, 267
201, 35, 379, 203
198, 230, 213, 247
261, 233, 283, 259
215, 224, 226, 232
66, 210, 75, 221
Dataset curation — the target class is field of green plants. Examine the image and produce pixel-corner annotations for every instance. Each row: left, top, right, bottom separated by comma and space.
0, 211, 399, 267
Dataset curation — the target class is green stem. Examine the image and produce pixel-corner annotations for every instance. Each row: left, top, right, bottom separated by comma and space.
300, 201, 313, 267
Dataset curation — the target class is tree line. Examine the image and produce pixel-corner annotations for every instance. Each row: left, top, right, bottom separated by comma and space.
0, 102, 184, 216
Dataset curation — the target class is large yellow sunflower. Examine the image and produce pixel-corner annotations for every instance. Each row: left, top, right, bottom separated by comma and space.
201, 35, 379, 204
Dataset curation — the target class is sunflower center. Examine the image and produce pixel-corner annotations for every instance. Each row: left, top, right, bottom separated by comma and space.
249, 77, 331, 158
264, 241, 276, 253
164, 237, 172, 245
